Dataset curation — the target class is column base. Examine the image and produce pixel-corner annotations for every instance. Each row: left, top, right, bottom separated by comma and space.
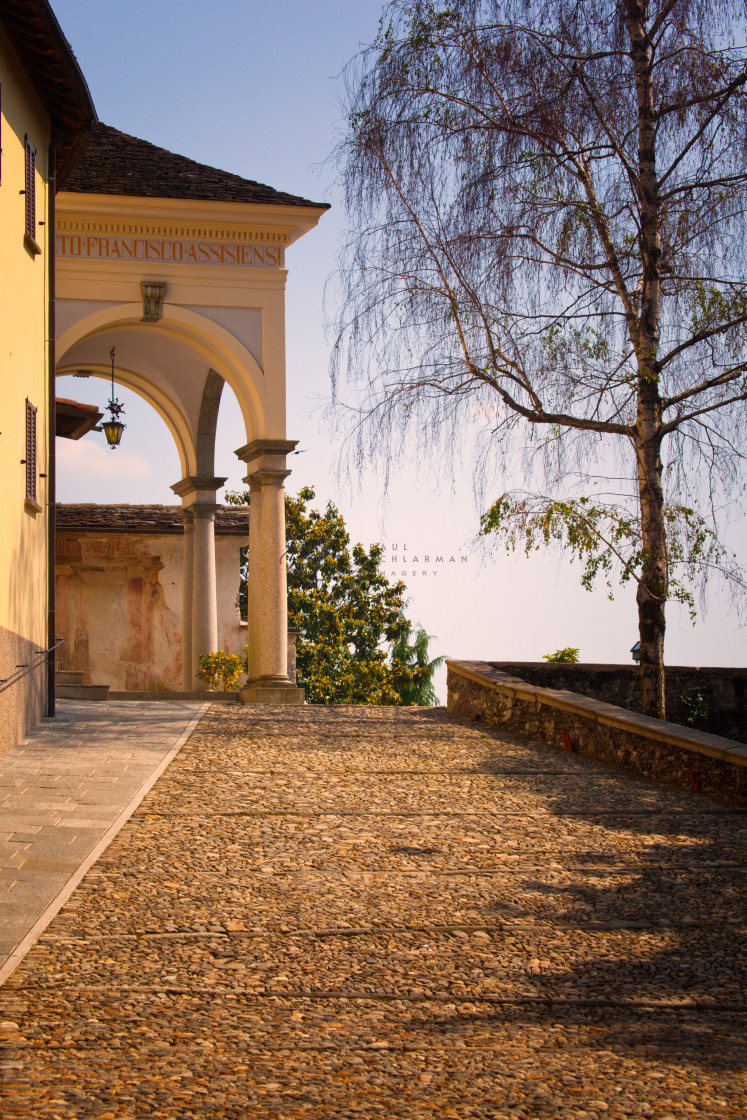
239, 679, 305, 706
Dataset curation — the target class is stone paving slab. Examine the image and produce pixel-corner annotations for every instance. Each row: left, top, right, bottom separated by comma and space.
0, 700, 207, 975
1, 704, 745, 1118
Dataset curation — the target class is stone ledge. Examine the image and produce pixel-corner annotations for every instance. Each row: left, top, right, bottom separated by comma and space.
448, 661, 746, 764
489, 660, 746, 741
108, 691, 238, 702
447, 660, 746, 803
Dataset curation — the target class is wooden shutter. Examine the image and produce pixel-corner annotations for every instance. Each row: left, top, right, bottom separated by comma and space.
24, 137, 35, 241
25, 400, 37, 503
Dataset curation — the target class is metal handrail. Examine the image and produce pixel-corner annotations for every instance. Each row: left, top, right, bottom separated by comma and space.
0, 638, 65, 694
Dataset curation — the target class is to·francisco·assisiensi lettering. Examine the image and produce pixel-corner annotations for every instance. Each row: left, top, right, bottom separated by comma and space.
55, 234, 282, 268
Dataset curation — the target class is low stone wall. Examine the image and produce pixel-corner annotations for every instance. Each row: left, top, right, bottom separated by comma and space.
490, 661, 746, 741
447, 660, 747, 804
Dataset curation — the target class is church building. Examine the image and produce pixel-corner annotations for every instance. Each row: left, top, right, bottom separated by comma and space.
0, 0, 328, 756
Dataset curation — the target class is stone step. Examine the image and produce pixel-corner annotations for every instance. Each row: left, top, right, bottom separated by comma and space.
56, 683, 110, 702
55, 670, 85, 686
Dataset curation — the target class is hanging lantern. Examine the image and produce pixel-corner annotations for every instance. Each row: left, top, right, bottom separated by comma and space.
103, 347, 126, 449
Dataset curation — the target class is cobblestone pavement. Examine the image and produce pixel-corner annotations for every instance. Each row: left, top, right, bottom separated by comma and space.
1, 704, 745, 1118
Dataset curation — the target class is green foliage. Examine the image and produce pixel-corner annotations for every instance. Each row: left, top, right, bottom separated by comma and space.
197, 650, 243, 691
480, 492, 743, 622
390, 622, 446, 705
542, 648, 580, 664
225, 486, 443, 705
680, 687, 709, 728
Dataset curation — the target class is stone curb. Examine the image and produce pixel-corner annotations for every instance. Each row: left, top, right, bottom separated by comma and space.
0, 701, 210, 988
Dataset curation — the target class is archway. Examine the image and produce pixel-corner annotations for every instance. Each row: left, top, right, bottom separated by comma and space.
54, 120, 328, 699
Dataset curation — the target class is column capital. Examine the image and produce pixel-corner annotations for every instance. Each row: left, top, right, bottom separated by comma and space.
171, 475, 228, 502
181, 507, 195, 525
235, 439, 298, 465
190, 504, 220, 520
244, 468, 291, 487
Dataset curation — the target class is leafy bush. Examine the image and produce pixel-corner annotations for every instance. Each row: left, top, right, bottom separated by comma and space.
542, 647, 580, 664
226, 485, 444, 705
680, 687, 708, 728
197, 650, 243, 691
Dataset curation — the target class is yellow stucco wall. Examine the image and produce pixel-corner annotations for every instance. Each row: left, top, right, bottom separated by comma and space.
0, 25, 52, 754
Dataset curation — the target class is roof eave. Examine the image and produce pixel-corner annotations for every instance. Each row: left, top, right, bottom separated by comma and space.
0, 0, 96, 177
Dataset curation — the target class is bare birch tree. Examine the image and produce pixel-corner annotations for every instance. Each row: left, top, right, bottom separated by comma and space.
333, 0, 747, 717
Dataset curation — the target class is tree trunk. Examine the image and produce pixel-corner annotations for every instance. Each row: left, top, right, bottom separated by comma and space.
628, 2, 667, 720
635, 421, 667, 719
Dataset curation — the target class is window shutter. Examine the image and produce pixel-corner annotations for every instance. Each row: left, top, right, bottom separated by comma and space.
24, 137, 35, 241
26, 400, 37, 503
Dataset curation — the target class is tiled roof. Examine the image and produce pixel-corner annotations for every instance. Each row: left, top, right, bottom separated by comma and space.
62, 123, 330, 209
56, 504, 249, 535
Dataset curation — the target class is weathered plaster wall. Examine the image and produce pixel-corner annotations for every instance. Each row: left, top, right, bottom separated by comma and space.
215, 535, 246, 659
56, 530, 243, 692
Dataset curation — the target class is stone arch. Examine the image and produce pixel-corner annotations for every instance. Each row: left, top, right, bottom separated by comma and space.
55, 303, 266, 450
196, 370, 225, 477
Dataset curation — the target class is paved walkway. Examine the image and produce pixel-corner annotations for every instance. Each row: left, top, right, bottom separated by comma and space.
1, 703, 745, 1118
0, 700, 207, 983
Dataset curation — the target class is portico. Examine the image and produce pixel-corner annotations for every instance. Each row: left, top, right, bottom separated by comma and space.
54, 124, 328, 699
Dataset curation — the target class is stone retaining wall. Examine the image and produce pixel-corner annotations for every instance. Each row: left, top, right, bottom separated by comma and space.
447, 660, 747, 804
490, 661, 746, 741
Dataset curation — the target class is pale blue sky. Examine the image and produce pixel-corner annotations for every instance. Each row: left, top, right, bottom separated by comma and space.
52, 0, 746, 677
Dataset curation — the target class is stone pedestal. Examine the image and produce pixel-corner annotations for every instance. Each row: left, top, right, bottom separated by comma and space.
239, 681, 305, 704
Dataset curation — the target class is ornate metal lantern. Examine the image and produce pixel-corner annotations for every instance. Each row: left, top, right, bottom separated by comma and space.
102, 347, 126, 449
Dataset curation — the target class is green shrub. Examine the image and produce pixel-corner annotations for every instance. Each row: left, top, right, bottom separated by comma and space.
197, 650, 243, 691
542, 647, 580, 664
680, 686, 708, 727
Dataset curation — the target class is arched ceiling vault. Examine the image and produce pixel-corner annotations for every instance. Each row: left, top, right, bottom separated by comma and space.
56, 305, 268, 482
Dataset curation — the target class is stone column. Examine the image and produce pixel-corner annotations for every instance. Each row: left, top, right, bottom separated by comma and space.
191, 505, 219, 688
254, 469, 289, 682
235, 439, 304, 705
245, 475, 263, 682
181, 508, 194, 689
171, 475, 227, 692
